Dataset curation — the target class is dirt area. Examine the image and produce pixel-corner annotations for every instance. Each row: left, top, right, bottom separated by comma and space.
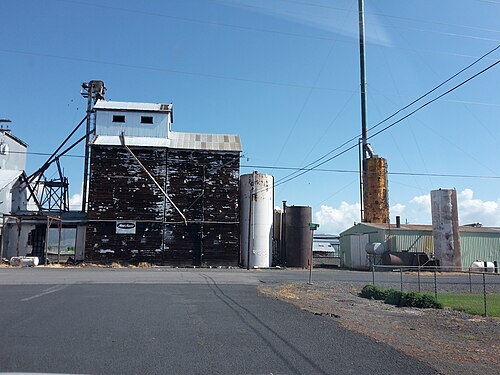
259, 281, 500, 375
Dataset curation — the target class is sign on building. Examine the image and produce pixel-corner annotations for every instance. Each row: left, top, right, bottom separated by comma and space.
116, 221, 136, 234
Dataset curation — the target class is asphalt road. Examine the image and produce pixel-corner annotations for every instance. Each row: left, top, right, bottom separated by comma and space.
0, 268, 454, 374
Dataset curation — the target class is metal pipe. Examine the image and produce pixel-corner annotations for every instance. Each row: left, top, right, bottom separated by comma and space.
120, 133, 187, 225
282, 200, 287, 265
57, 221, 62, 264
44, 217, 50, 265
308, 228, 314, 284
0, 215, 5, 260
16, 218, 21, 257
246, 173, 254, 270
27, 116, 87, 183
358, 138, 364, 222
400, 267, 403, 292
81, 83, 94, 213
358, 0, 368, 160
483, 273, 487, 317
434, 270, 438, 299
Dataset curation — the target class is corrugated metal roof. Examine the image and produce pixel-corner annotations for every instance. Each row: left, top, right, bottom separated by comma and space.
91, 132, 242, 152
360, 222, 500, 234
169, 132, 242, 152
94, 100, 172, 112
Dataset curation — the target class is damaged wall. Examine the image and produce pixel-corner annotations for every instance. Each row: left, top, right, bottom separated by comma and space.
85, 146, 240, 265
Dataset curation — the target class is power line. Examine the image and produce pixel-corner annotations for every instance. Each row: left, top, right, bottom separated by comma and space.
55, 0, 500, 52
0, 48, 353, 93
271, 48, 500, 188
241, 164, 500, 179
4, 150, 84, 158
368, 58, 500, 139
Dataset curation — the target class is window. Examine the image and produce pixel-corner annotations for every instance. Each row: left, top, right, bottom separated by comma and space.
141, 116, 154, 124
112, 115, 125, 123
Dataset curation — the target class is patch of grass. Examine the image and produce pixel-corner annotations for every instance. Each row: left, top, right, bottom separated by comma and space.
438, 293, 500, 317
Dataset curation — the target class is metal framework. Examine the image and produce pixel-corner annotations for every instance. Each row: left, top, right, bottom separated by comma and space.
24, 80, 105, 213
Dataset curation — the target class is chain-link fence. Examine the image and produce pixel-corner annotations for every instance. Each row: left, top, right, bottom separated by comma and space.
369, 265, 500, 316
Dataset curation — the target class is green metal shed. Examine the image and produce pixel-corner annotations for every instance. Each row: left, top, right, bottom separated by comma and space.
339, 223, 500, 270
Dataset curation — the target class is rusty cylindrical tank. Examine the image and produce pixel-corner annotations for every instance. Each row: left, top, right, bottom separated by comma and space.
284, 206, 312, 268
363, 157, 389, 224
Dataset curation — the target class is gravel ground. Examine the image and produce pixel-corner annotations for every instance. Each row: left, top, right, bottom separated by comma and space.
259, 280, 500, 375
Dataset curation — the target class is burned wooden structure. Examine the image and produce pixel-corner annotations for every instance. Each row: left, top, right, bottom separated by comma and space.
85, 101, 241, 266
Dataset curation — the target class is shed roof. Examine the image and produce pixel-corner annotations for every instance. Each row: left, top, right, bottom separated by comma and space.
343, 222, 500, 235
94, 100, 172, 113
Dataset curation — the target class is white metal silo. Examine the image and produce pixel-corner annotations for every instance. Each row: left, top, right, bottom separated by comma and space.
431, 188, 462, 270
240, 171, 273, 268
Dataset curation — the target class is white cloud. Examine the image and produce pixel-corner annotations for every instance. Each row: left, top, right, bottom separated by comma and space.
457, 189, 500, 226
69, 193, 82, 210
313, 189, 500, 233
410, 193, 431, 213
315, 202, 361, 234
403, 189, 500, 227
391, 203, 405, 216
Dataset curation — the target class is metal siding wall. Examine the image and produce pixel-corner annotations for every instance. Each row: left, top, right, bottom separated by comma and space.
340, 224, 381, 268
388, 232, 434, 254
339, 235, 350, 268
96, 111, 169, 138
460, 233, 500, 268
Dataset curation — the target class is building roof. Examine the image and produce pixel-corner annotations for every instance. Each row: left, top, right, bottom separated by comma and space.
94, 100, 172, 113
91, 132, 242, 152
0, 129, 28, 148
0, 170, 23, 192
349, 222, 500, 234
92, 136, 169, 147
169, 132, 242, 152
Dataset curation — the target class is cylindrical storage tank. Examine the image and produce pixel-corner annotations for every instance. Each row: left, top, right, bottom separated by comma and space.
431, 189, 461, 270
240, 172, 273, 268
365, 242, 385, 255
363, 157, 389, 224
10, 256, 39, 267
470, 261, 495, 273
284, 206, 312, 268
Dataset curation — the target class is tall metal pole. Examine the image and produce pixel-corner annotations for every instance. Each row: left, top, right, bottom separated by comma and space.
358, 0, 368, 159
81, 84, 93, 213
358, 0, 368, 223
308, 228, 314, 284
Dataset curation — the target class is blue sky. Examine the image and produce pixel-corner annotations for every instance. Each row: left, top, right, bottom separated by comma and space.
1, 0, 499, 233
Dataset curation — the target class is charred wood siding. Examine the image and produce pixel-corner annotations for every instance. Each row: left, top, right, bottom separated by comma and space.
85, 145, 240, 265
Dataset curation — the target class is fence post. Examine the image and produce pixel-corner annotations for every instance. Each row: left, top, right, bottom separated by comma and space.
400, 268, 403, 292
417, 265, 421, 293
371, 258, 375, 286
483, 273, 487, 317
469, 268, 472, 294
433, 269, 437, 299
